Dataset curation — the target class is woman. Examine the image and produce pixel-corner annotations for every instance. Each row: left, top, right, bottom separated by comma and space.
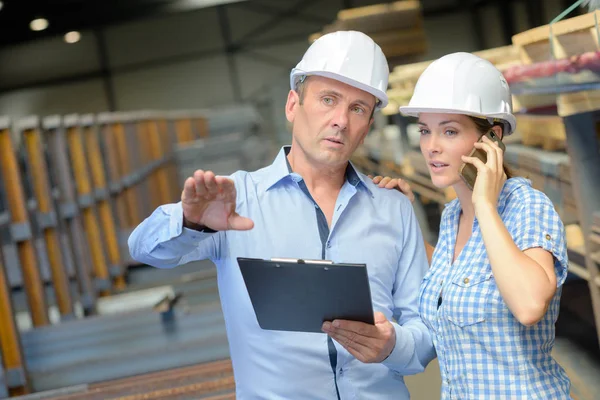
374, 52, 572, 399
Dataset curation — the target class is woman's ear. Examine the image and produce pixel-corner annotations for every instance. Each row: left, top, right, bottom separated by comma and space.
492, 124, 504, 140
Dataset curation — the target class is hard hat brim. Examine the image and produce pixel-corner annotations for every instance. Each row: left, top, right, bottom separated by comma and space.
290, 69, 388, 110
399, 106, 516, 135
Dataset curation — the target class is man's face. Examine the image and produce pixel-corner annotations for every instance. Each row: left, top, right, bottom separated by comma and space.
285, 76, 376, 168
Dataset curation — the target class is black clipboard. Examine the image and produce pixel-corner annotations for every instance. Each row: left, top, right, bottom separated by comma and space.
237, 257, 374, 333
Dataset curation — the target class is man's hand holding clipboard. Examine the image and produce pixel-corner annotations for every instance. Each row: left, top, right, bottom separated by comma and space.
322, 312, 397, 363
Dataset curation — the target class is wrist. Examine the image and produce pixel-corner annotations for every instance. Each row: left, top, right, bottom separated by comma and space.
183, 216, 216, 232
474, 201, 496, 219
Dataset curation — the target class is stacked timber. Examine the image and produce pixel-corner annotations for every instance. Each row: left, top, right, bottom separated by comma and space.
309, 1, 427, 62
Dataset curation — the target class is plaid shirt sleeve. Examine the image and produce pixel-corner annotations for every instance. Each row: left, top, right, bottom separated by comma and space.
511, 195, 569, 287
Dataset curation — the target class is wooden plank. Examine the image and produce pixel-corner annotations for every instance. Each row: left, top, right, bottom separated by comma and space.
0, 126, 49, 327
159, 119, 181, 202
113, 122, 142, 228
0, 249, 30, 396
515, 114, 566, 150
376, 29, 428, 59
98, 121, 130, 236
21, 122, 75, 318
174, 119, 195, 144
138, 121, 163, 213
147, 121, 173, 207
92, 359, 231, 389
512, 93, 557, 114
82, 122, 126, 290
558, 89, 600, 117
512, 10, 600, 64
338, 0, 420, 20
194, 116, 209, 139
156, 120, 180, 202
43, 117, 98, 315
133, 120, 155, 220
335, 0, 422, 34
65, 120, 111, 296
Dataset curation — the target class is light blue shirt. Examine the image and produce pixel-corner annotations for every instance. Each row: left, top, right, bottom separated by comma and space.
128, 146, 435, 399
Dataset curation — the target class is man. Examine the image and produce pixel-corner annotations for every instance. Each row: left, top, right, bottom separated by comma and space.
129, 30, 435, 399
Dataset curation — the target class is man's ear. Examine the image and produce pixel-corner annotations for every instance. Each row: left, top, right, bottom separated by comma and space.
285, 90, 299, 123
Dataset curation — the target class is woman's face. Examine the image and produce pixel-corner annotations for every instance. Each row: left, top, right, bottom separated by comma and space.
418, 113, 481, 189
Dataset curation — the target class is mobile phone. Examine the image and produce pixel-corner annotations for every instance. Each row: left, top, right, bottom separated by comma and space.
459, 129, 506, 191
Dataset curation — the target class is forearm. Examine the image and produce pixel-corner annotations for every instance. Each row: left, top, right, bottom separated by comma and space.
128, 202, 216, 268
476, 204, 555, 324
382, 320, 435, 374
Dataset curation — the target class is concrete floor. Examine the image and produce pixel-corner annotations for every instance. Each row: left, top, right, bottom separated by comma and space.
405, 359, 442, 399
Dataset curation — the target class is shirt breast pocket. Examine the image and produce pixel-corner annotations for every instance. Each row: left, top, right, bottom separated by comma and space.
445, 271, 493, 327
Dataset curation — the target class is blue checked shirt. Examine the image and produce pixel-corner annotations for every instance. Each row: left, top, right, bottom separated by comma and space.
129, 146, 435, 399
419, 177, 572, 399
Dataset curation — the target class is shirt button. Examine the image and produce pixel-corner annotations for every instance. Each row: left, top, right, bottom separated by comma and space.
327, 241, 332, 248
314, 203, 319, 209
463, 277, 470, 284
545, 234, 552, 240
339, 368, 344, 376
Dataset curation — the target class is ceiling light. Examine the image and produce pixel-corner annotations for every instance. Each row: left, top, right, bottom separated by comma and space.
167, 0, 247, 12
64, 31, 81, 44
30, 18, 49, 31
0, 2, 4, 12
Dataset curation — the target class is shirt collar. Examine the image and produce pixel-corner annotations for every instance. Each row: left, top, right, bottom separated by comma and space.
261, 146, 372, 196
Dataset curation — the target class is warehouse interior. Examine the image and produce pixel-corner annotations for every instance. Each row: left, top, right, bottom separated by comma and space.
1, 0, 600, 398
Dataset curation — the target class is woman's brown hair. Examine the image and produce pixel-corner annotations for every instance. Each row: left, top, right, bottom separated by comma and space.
468, 116, 514, 179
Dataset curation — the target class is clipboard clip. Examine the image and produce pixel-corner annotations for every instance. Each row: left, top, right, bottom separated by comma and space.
270, 257, 334, 265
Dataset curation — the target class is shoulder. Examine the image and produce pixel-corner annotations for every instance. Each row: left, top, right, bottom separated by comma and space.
360, 172, 413, 210
503, 177, 555, 211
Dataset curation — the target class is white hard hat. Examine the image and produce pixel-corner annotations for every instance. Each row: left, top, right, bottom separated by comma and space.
290, 30, 389, 110
399, 52, 516, 134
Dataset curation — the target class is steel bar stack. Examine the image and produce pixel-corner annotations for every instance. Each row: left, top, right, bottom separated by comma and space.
0, 109, 260, 398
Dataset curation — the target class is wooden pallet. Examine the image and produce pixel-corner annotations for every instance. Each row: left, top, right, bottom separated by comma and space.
13, 359, 235, 400
512, 10, 600, 117
512, 10, 600, 65
309, 1, 427, 60
516, 114, 567, 151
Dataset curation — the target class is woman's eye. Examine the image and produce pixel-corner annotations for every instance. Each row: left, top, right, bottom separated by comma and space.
418, 128, 430, 135
445, 129, 458, 136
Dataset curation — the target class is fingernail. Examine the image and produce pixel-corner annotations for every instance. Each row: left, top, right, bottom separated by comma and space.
322, 322, 331, 330
332, 320, 340, 328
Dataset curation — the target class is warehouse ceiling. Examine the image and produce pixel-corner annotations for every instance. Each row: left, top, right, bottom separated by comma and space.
0, 0, 581, 99
0, 0, 576, 49
0, 0, 249, 48
0, 0, 545, 49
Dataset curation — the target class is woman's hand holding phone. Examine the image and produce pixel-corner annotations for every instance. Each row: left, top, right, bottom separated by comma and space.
461, 135, 507, 212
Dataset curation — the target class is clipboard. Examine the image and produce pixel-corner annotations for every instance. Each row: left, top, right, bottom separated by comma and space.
237, 257, 374, 333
